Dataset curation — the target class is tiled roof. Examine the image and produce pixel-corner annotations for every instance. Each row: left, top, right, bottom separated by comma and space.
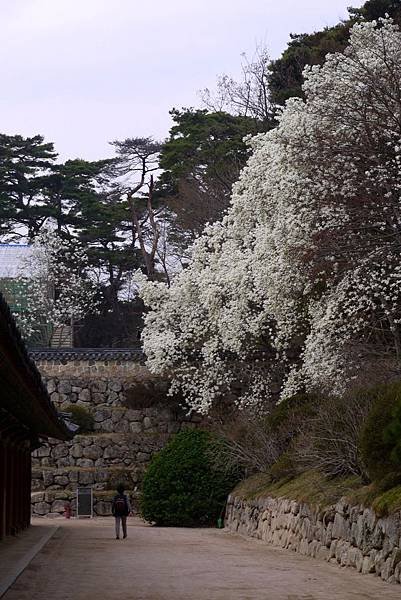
29, 347, 144, 362
0, 292, 72, 440
0, 244, 32, 277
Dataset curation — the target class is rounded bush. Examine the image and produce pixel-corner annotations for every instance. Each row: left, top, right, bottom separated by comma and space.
384, 393, 401, 467
140, 429, 239, 526
269, 451, 296, 482
266, 393, 316, 432
359, 383, 401, 481
65, 404, 95, 433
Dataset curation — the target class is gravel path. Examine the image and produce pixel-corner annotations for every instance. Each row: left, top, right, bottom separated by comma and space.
4, 517, 400, 600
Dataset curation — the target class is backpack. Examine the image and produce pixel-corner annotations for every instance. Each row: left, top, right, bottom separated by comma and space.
114, 495, 127, 516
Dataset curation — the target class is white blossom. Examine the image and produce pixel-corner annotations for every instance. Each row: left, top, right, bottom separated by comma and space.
139, 19, 401, 412
14, 231, 98, 345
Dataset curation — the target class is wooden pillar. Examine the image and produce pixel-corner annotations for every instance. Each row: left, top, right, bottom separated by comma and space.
4, 443, 11, 536
20, 448, 26, 531
0, 439, 5, 540
4, 443, 8, 537
27, 448, 32, 528
8, 444, 15, 535
24, 446, 31, 529
1, 436, 36, 538
14, 447, 19, 533
16, 447, 23, 533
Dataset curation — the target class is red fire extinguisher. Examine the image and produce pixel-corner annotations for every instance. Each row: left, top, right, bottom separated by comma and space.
64, 502, 72, 519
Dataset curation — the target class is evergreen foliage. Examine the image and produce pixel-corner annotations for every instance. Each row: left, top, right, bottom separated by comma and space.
3, 0, 401, 353
140, 429, 239, 526
384, 391, 401, 467
268, 0, 401, 105
358, 383, 401, 481
65, 404, 95, 433
0, 134, 57, 239
159, 109, 263, 235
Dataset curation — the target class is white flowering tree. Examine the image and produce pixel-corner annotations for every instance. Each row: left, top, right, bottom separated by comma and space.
14, 231, 98, 346
138, 18, 401, 413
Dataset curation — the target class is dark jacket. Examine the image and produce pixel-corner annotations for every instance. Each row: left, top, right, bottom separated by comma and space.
112, 493, 131, 517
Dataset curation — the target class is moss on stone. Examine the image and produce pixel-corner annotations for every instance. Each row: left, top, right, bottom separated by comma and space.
233, 469, 401, 516
234, 471, 360, 508
349, 482, 401, 517
371, 485, 401, 516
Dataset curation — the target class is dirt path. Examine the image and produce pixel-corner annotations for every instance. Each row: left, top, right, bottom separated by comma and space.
3, 517, 400, 600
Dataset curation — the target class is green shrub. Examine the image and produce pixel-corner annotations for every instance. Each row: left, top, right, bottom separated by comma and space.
140, 429, 239, 526
374, 471, 401, 494
359, 382, 401, 482
269, 450, 296, 482
65, 404, 95, 433
384, 395, 401, 466
266, 393, 316, 432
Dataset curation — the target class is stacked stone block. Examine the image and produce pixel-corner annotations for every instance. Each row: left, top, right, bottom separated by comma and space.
225, 494, 401, 585
31, 355, 205, 517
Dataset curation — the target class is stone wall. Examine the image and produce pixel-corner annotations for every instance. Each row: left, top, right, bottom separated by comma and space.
31, 351, 205, 517
225, 494, 401, 585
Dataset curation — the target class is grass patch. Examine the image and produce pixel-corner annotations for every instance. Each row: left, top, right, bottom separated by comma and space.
232, 472, 273, 500
234, 471, 361, 509
349, 483, 401, 517
233, 470, 401, 516
372, 485, 401, 515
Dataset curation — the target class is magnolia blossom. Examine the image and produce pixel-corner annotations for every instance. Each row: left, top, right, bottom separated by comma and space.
139, 19, 401, 412
14, 231, 98, 345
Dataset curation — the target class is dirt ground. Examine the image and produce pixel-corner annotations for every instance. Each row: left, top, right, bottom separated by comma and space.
3, 517, 401, 600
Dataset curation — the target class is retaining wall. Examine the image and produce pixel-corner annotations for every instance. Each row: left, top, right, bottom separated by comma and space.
225, 494, 401, 585
31, 350, 206, 517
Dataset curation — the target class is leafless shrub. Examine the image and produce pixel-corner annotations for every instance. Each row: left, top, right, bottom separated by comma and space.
293, 393, 372, 479
210, 414, 281, 476
208, 397, 312, 476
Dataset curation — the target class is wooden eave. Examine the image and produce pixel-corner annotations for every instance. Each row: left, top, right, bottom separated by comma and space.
0, 293, 72, 441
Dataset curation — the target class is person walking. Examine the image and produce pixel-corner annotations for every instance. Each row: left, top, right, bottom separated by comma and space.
112, 483, 131, 539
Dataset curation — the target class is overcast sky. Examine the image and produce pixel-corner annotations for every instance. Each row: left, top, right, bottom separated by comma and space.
1, 0, 363, 161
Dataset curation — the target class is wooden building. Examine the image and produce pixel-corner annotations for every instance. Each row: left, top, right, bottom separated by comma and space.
0, 293, 71, 539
